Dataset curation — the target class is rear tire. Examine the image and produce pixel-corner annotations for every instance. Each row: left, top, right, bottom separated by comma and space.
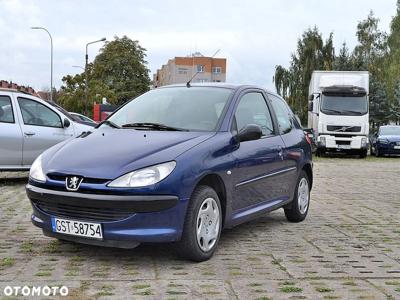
176, 186, 222, 262
284, 171, 310, 223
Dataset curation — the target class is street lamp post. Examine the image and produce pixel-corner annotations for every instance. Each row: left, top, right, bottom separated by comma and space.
31, 26, 53, 102
85, 38, 106, 115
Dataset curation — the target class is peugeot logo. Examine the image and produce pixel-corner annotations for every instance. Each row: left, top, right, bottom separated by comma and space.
65, 176, 83, 191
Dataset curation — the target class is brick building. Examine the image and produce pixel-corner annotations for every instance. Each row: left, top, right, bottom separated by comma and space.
153, 52, 226, 87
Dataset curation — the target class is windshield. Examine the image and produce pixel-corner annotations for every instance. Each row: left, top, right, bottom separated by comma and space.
108, 87, 233, 131
380, 126, 400, 136
321, 95, 368, 115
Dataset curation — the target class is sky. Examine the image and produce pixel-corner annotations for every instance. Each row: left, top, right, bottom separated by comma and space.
0, 0, 397, 92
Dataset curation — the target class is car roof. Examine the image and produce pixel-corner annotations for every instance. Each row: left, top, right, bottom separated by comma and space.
157, 82, 277, 95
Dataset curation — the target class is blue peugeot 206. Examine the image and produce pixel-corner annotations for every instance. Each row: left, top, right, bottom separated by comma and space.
26, 84, 313, 261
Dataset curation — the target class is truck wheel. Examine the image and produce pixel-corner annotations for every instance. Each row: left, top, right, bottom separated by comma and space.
284, 171, 310, 223
359, 149, 367, 158
176, 186, 222, 261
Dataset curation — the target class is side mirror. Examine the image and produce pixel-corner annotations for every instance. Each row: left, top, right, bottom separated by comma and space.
308, 101, 313, 112
238, 124, 262, 142
63, 118, 71, 128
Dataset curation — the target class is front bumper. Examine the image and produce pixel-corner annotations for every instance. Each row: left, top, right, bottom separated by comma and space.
376, 143, 400, 155
26, 184, 189, 247
317, 135, 367, 151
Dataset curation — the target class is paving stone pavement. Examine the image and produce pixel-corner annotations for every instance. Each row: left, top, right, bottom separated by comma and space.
0, 157, 399, 299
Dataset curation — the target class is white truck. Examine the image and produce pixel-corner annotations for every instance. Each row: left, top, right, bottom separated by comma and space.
307, 71, 369, 158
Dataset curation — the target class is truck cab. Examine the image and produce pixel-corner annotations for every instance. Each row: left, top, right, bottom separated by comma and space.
307, 71, 369, 158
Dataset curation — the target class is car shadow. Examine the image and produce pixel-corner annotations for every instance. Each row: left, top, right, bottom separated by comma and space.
52, 212, 287, 261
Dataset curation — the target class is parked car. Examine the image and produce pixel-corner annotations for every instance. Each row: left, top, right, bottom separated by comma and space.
26, 84, 313, 261
0, 89, 92, 170
69, 112, 97, 127
370, 125, 400, 157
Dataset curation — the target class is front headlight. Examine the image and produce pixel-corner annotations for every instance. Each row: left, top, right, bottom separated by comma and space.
29, 155, 46, 182
319, 136, 326, 146
108, 161, 176, 188
361, 137, 367, 148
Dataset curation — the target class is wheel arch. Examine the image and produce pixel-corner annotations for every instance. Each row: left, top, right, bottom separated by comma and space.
302, 163, 313, 190
194, 173, 227, 226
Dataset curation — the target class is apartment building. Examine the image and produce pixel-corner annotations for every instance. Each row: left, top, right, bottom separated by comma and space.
153, 53, 226, 87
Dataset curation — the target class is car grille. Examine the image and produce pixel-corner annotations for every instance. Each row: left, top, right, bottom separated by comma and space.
47, 174, 109, 185
31, 199, 135, 222
327, 125, 361, 133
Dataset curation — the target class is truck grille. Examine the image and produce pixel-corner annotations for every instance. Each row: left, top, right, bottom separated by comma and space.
327, 125, 361, 133
31, 199, 134, 222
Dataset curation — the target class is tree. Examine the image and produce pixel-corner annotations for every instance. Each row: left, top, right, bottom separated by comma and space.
334, 42, 352, 71
92, 36, 151, 104
274, 27, 334, 121
58, 36, 150, 115
58, 64, 117, 116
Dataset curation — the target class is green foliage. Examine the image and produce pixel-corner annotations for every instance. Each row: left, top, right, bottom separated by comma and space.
274, 27, 335, 121
274, 6, 400, 125
58, 36, 150, 116
92, 36, 151, 105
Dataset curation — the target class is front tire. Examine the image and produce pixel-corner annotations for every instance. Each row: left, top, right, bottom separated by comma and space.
359, 149, 367, 158
177, 186, 222, 261
284, 171, 310, 222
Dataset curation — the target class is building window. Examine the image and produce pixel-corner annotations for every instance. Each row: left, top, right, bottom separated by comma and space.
178, 68, 188, 75
197, 65, 205, 73
212, 66, 221, 74
197, 79, 208, 83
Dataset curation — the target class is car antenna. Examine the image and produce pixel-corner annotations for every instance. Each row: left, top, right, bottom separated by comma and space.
186, 49, 221, 88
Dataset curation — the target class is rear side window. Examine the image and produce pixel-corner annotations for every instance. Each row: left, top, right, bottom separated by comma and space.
18, 97, 62, 128
0, 96, 14, 123
268, 94, 294, 134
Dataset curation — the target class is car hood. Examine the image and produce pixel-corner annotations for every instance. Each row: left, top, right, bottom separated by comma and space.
43, 129, 214, 179
379, 135, 400, 142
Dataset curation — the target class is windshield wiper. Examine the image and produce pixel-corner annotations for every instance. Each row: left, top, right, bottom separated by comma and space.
322, 109, 343, 114
341, 110, 363, 115
121, 122, 188, 131
95, 120, 121, 129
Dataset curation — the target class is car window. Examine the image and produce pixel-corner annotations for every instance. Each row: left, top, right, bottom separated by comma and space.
0, 96, 15, 123
268, 94, 293, 134
18, 97, 62, 128
109, 87, 232, 131
235, 92, 274, 136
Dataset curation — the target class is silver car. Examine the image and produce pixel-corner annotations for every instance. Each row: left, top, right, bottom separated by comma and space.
0, 89, 92, 170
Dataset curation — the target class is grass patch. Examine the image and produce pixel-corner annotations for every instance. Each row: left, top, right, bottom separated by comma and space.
316, 287, 334, 293
35, 271, 51, 277
20, 241, 34, 253
280, 286, 303, 293
0, 257, 15, 268
133, 284, 151, 290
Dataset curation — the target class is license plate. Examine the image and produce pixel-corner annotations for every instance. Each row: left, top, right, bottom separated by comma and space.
394, 146, 400, 149
51, 217, 103, 239
337, 144, 351, 150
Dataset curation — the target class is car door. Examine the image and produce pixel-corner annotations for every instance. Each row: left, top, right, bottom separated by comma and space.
231, 90, 288, 212
16, 97, 74, 166
268, 93, 303, 196
0, 94, 23, 167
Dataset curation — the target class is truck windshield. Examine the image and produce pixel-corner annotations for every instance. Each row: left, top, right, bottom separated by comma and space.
321, 95, 368, 116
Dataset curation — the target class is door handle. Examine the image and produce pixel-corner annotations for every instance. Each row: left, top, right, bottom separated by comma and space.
24, 132, 36, 137
277, 146, 284, 159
